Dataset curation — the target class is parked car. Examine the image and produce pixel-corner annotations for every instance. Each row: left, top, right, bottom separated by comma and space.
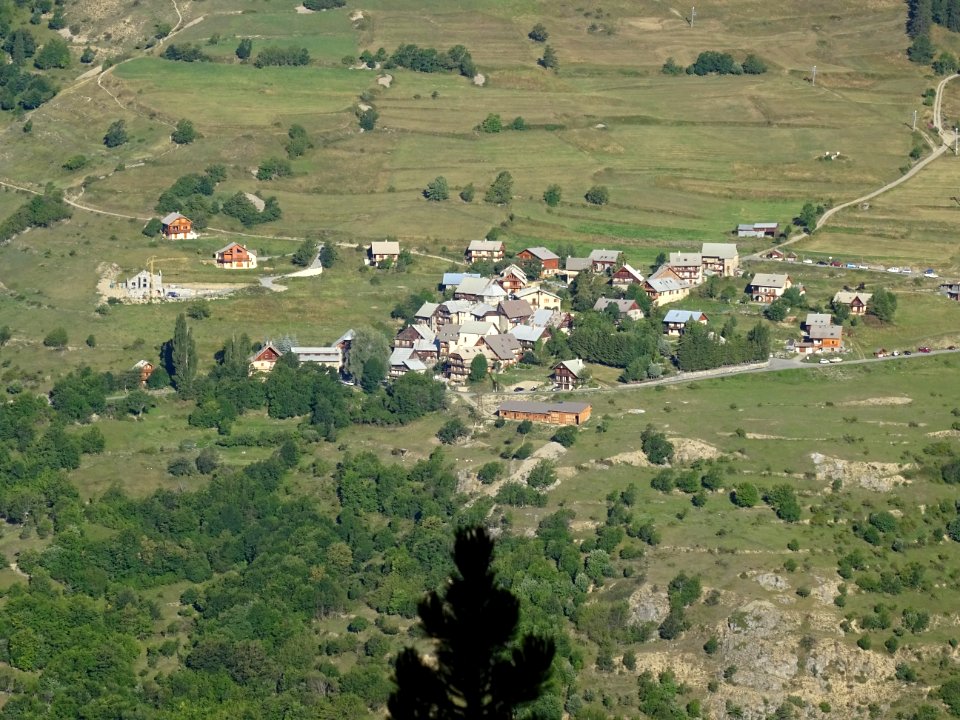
829, 356, 843, 363
949, 345, 957, 351
817, 261, 828, 266
830, 261, 843, 267
891, 350, 900, 356
845, 263, 858, 269
900, 267, 913, 274
904, 350, 912, 355
887, 266, 901, 273
918, 346, 932, 353
819, 358, 831, 364
802, 258, 814, 265
858, 264, 870, 270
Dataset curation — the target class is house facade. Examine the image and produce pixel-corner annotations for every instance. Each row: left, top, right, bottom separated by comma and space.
589, 249, 622, 273
447, 347, 485, 384
833, 291, 872, 315
662, 309, 708, 336
132, 360, 155, 386
249, 343, 284, 374
516, 247, 560, 276
611, 264, 644, 288
552, 359, 585, 390
748, 273, 793, 303
514, 286, 561, 311
593, 296, 644, 321
161, 213, 198, 240
369, 241, 400, 266
643, 268, 690, 307
465, 240, 505, 263
667, 252, 704, 284
214, 242, 257, 269
497, 401, 592, 426
701, 243, 739, 276
497, 265, 528, 293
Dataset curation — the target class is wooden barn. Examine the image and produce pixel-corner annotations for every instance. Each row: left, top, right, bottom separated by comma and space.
497, 400, 592, 426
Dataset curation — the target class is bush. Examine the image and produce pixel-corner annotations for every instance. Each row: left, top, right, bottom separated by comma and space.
661, 57, 684, 75
528, 23, 549, 42
495, 482, 546, 507
543, 184, 562, 207
62, 155, 88, 171
552, 426, 577, 448
43, 327, 68, 348
304, 0, 345, 8
584, 185, 609, 205
142, 218, 163, 237
526, 460, 557, 488
641, 425, 674, 465
257, 157, 293, 181
195, 447, 219, 474
170, 118, 198, 144
477, 461, 504, 484
254, 46, 310, 68
168, 457, 195, 477
856, 635, 872, 650
437, 418, 469, 444
517, 419, 533, 435
103, 119, 128, 148
742, 54, 768, 74
359, 108, 379, 131
479, 113, 502, 133
731, 482, 760, 507
459, 184, 475, 202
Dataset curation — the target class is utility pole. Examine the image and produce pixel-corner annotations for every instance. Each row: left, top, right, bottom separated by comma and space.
955, 128, 958, 156
690, 6, 696, 26
811, 65, 817, 86
912, 110, 918, 131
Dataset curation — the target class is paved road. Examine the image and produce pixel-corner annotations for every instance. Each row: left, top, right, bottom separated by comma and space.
465, 347, 959, 407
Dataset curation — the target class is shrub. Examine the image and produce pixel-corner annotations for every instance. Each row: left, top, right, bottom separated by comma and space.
62, 155, 88, 171
479, 113, 502, 133
528, 23, 549, 42
641, 425, 674, 465
168, 457, 195, 476
103, 119, 128, 148
477, 461, 504, 484
543, 184, 562, 207
526, 460, 557, 488
552, 426, 577, 448
437, 418, 469, 444
517, 419, 533, 435
170, 119, 198, 145
43, 327, 68, 348
358, 108, 378, 131
459, 184, 475, 202
584, 185, 609, 205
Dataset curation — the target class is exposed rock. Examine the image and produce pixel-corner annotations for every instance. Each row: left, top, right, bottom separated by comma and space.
628, 586, 669, 624
810, 452, 910, 491
754, 573, 790, 592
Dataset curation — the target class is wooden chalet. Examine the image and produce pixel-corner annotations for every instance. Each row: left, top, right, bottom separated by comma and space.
611, 263, 644, 288
551, 359, 585, 390
214, 242, 257, 269
161, 212, 197, 240
833, 291, 872, 315
497, 264, 528, 293
497, 400, 592, 426
516, 247, 560, 276
132, 360, 155, 386
662, 309, 708, 336
249, 342, 284, 374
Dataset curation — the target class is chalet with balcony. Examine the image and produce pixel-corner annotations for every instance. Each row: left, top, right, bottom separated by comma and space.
662, 309, 708, 336
701, 243, 739, 276
497, 264, 528, 293
161, 213, 198, 240
611, 263, 645, 288
748, 273, 795, 303
667, 252, 703, 285
552, 359, 586, 390
465, 239, 505, 263
214, 242, 257, 269
833, 291, 872, 315
593, 296, 644, 321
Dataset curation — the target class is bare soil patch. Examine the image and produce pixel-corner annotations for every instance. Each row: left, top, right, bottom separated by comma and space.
841, 396, 912, 406
811, 452, 911, 491
670, 437, 722, 463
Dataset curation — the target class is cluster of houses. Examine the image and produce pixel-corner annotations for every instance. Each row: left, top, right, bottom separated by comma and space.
390, 261, 575, 385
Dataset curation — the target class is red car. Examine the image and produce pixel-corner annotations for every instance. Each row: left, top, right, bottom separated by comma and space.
918, 346, 931, 353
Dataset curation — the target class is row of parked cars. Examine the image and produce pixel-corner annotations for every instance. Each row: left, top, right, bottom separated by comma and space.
802, 258, 940, 277
874, 345, 955, 358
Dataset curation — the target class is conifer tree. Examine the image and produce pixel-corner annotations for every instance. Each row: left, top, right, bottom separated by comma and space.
388, 526, 555, 720
170, 313, 197, 393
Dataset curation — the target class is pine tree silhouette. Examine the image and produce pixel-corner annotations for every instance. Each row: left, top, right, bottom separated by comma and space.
388, 526, 556, 720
